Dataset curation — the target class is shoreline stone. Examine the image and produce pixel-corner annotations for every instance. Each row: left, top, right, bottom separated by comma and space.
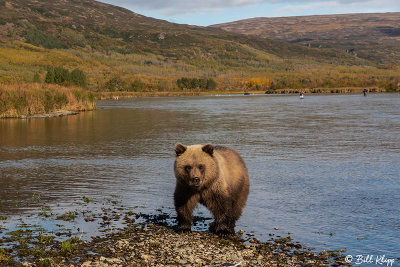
20, 110, 79, 119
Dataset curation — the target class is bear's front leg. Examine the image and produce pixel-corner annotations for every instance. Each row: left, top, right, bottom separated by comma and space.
174, 186, 200, 233
208, 200, 235, 236
213, 216, 235, 236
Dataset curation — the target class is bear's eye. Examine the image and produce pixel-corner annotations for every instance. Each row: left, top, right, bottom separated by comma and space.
198, 165, 204, 171
184, 165, 192, 172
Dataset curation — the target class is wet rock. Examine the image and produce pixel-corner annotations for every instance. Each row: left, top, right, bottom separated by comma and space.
85, 217, 94, 222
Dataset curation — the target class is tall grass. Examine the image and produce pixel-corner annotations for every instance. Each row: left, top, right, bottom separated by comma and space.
0, 83, 96, 118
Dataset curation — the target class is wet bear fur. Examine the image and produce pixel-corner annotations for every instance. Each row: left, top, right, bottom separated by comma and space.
174, 143, 250, 236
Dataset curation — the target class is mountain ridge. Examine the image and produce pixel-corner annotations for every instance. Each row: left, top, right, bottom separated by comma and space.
212, 12, 400, 65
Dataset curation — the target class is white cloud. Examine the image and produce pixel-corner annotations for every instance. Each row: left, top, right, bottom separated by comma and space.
100, 0, 262, 15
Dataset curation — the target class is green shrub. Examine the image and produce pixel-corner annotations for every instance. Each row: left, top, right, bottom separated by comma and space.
33, 73, 41, 83
87, 92, 95, 102
45, 67, 86, 87
206, 78, 217, 90
53, 67, 70, 85
25, 25, 68, 49
54, 92, 68, 108
104, 75, 126, 91
45, 68, 55, 84
129, 78, 144, 91
70, 68, 87, 88
177, 77, 217, 90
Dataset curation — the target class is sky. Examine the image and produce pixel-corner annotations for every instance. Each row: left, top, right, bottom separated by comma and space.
98, 0, 400, 26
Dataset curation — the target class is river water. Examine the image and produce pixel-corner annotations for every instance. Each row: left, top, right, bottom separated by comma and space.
1, 93, 399, 261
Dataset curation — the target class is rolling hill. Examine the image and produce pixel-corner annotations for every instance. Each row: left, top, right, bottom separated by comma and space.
0, 0, 371, 65
0, 0, 398, 93
212, 13, 400, 65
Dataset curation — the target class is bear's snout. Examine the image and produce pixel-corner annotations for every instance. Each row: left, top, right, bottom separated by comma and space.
190, 176, 200, 186
192, 177, 201, 184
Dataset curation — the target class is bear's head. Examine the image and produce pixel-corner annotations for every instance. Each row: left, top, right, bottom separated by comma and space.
174, 143, 217, 189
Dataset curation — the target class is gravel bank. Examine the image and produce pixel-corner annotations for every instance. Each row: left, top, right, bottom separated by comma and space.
0, 199, 349, 266
10, 223, 348, 266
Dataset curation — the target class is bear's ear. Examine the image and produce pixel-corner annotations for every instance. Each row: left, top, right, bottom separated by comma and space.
202, 144, 214, 156
175, 143, 187, 156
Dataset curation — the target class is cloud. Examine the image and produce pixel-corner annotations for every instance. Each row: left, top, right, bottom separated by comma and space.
99, 0, 261, 15
100, 0, 261, 15
99, 0, 400, 16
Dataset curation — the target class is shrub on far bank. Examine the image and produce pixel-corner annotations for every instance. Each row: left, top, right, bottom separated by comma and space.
382, 81, 399, 92
70, 69, 87, 88
104, 75, 127, 91
176, 77, 217, 90
45, 67, 87, 88
130, 78, 145, 92
0, 83, 96, 118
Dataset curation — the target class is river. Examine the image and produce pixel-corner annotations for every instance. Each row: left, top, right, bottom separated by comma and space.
1, 93, 399, 261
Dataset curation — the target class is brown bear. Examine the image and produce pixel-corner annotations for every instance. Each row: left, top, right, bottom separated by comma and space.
174, 143, 250, 236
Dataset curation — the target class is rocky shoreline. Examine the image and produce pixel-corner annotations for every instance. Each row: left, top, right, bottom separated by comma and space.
0, 195, 350, 266
1, 220, 349, 266
19, 110, 79, 119
77, 224, 349, 267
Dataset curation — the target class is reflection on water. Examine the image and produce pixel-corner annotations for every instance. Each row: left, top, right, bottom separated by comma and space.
1, 94, 400, 258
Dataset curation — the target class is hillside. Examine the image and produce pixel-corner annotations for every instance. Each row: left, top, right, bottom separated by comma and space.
212, 13, 400, 65
0, 0, 398, 93
0, 0, 371, 65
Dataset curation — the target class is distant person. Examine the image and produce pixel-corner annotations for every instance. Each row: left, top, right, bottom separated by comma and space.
363, 88, 368, 96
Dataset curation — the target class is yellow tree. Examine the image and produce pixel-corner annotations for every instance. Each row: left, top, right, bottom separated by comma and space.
244, 78, 262, 90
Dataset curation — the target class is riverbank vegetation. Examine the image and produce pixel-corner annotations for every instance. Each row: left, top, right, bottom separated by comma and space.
0, 42, 399, 95
0, 40, 399, 118
0, 83, 95, 118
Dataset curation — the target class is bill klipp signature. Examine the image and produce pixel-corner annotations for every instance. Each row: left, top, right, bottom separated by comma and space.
345, 254, 396, 266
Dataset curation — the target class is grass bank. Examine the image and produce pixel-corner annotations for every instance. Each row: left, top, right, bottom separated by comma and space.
0, 83, 96, 118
